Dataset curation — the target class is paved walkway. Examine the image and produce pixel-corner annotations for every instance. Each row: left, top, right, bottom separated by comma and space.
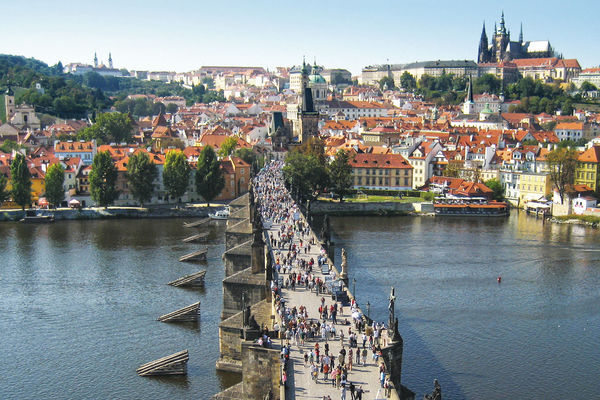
256, 162, 389, 400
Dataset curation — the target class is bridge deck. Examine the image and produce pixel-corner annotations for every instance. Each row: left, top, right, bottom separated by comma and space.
265, 219, 388, 399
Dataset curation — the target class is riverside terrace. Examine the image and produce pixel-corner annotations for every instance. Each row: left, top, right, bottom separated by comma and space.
213, 162, 416, 400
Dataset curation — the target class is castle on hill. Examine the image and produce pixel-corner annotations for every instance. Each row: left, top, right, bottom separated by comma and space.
478, 12, 555, 63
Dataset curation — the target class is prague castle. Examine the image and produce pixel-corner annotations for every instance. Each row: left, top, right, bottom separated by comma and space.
478, 12, 555, 63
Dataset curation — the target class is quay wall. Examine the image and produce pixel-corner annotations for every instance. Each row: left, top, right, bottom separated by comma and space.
0, 206, 216, 222
310, 201, 434, 215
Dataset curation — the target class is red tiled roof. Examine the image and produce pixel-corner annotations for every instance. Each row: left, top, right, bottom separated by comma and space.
350, 153, 412, 169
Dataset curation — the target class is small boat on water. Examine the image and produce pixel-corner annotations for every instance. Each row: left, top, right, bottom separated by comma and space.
208, 207, 230, 220
20, 210, 55, 223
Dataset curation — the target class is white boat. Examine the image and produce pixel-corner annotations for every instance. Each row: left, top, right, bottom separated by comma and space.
209, 208, 230, 220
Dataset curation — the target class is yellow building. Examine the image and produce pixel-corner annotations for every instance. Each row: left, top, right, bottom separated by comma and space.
519, 173, 552, 205
350, 153, 413, 190
575, 145, 600, 191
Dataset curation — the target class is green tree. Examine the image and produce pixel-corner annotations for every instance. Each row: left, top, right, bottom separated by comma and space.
78, 112, 134, 143
195, 146, 224, 206
218, 136, 239, 158
126, 151, 157, 206
283, 152, 329, 201
44, 163, 65, 207
10, 153, 32, 210
328, 150, 353, 201
0, 171, 9, 204
546, 148, 578, 204
166, 103, 179, 114
234, 148, 264, 174
163, 150, 190, 201
297, 136, 326, 165
580, 81, 597, 92
89, 151, 119, 208
399, 71, 416, 90
484, 178, 504, 201
379, 76, 395, 90
474, 74, 502, 94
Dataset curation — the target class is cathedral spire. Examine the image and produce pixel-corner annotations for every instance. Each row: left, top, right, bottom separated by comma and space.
477, 21, 490, 63
108, 52, 113, 69
94, 52, 98, 68
499, 11, 506, 34
519, 22, 523, 43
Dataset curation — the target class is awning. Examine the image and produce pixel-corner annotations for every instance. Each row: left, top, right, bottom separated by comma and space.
38, 197, 49, 206
69, 199, 81, 205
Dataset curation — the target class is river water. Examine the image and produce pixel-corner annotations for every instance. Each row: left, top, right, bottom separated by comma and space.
1, 213, 598, 399
330, 211, 600, 400
0, 218, 238, 400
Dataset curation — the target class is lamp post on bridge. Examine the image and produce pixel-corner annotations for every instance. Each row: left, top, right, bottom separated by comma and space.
367, 301, 370, 320
353, 278, 356, 300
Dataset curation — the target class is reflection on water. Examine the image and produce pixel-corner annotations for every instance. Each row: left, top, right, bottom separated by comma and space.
331, 212, 600, 399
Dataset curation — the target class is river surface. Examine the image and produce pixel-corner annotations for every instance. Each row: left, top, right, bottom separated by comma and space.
0, 218, 238, 400
1, 213, 599, 399
330, 211, 600, 400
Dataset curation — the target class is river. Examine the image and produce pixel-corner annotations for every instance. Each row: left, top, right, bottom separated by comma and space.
0, 213, 598, 399
330, 211, 600, 399
0, 218, 238, 400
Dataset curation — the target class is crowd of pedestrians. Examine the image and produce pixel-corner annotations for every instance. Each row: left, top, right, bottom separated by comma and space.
252, 161, 394, 399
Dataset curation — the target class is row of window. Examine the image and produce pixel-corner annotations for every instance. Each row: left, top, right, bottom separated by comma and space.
356, 177, 410, 186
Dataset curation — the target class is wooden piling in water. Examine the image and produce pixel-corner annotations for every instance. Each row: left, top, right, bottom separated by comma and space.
157, 302, 200, 322
136, 350, 189, 376
182, 232, 209, 243
168, 270, 206, 287
183, 218, 210, 228
179, 248, 207, 262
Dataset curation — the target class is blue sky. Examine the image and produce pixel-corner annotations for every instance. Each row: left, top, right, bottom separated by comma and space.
1, 0, 598, 75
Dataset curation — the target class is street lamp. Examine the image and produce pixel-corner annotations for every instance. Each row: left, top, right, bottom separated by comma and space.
353, 278, 356, 300
367, 301, 370, 319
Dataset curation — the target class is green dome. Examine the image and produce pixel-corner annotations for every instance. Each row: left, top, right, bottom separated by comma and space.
309, 73, 326, 84
481, 103, 493, 114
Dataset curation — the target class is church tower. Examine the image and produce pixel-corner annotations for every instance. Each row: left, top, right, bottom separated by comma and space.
477, 22, 491, 63
493, 11, 510, 61
4, 85, 15, 122
294, 59, 319, 143
462, 76, 475, 115
94, 52, 98, 68
108, 52, 113, 69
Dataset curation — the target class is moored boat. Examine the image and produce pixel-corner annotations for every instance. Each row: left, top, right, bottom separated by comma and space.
20, 210, 55, 223
208, 207, 230, 220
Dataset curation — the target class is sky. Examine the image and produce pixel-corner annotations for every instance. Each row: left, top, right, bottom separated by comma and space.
1, 0, 599, 75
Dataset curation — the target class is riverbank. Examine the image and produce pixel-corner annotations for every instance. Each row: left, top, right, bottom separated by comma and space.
309, 200, 434, 216
0, 203, 224, 222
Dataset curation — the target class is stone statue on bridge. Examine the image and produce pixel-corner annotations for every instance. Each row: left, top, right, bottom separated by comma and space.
423, 379, 442, 400
388, 287, 396, 328
340, 248, 348, 282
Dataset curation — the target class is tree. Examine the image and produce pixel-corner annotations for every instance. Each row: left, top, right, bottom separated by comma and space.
0, 172, 9, 204
580, 81, 597, 92
328, 150, 353, 201
10, 153, 31, 210
443, 161, 462, 178
283, 152, 329, 201
89, 151, 119, 208
163, 150, 190, 201
297, 136, 326, 165
484, 178, 504, 201
234, 147, 263, 174
546, 148, 578, 204
218, 136, 239, 158
78, 112, 134, 143
399, 72, 416, 90
44, 163, 65, 207
379, 76, 395, 90
126, 151, 157, 206
195, 146, 224, 206
166, 103, 179, 114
